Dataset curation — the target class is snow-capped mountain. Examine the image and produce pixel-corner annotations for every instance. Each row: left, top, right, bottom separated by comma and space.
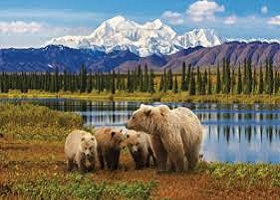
175, 29, 222, 48
46, 16, 222, 57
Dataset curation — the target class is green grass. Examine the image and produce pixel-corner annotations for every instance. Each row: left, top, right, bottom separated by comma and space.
1, 173, 156, 200
197, 162, 280, 189
1, 90, 280, 104
0, 103, 83, 140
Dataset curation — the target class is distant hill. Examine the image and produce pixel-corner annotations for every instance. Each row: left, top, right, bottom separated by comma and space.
0, 42, 279, 73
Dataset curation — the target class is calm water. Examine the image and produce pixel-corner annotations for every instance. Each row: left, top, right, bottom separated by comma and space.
1, 98, 280, 164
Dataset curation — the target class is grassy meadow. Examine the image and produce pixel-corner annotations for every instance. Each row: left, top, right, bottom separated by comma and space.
0, 103, 280, 199
1, 89, 280, 104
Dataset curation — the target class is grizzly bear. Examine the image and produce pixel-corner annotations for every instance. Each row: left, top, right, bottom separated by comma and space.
126, 104, 203, 172
64, 130, 97, 174
95, 127, 123, 171
121, 130, 156, 170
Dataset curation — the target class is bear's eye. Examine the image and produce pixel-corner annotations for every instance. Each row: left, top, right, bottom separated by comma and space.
85, 147, 88, 150
89, 147, 92, 151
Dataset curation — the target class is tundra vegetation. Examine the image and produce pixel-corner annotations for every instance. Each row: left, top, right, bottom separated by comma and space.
0, 103, 280, 199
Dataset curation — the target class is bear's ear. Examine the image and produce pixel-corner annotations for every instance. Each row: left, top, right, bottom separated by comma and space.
144, 108, 152, 116
158, 105, 169, 116
81, 137, 85, 141
91, 137, 95, 141
111, 131, 116, 138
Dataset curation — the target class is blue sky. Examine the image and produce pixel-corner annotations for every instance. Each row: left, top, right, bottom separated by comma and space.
0, 0, 280, 48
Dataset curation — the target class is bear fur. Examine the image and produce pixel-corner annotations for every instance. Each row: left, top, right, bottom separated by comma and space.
95, 127, 123, 171
126, 104, 203, 172
121, 130, 156, 169
64, 130, 97, 173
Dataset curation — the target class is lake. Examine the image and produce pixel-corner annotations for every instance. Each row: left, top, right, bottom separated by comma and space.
1, 98, 280, 164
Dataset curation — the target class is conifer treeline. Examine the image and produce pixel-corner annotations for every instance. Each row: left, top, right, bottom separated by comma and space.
0, 65, 156, 94
0, 59, 279, 95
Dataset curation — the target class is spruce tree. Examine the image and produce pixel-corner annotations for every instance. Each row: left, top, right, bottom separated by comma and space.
189, 68, 196, 95
231, 68, 235, 95
243, 59, 247, 93
186, 64, 191, 91
252, 67, 257, 94
245, 59, 252, 94
181, 62, 187, 91
237, 64, 243, 94
173, 75, 179, 93
163, 69, 167, 92
87, 71, 93, 93
264, 59, 273, 94
111, 70, 116, 94
143, 64, 149, 92
216, 64, 221, 94
258, 65, 264, 94
207, 68, 212, 95
197, 67, 202, 95
127, 70, 133, 93
201, 68, 207, 95
159, 75, 164, 91
79, 65, 87, 93
274, 71, 280, 94
148, 69, 155, 94
167, 68, 173, 90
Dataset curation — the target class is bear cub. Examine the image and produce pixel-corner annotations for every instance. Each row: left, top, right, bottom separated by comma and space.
95, 127, 123, 171
64, 130, 97, 174
122, 130, 156, 170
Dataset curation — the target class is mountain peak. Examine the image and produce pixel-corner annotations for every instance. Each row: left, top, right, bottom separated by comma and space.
105, 15, 127, 24
46, 16, 222, 57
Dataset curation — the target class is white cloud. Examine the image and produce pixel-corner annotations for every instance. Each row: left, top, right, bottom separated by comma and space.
162, 11, 184, 25
261, 6, 268, 14
224, 15, 237, 25
186, 0, 225, 22
267, 16, 280, 25
0, 21, 43, 34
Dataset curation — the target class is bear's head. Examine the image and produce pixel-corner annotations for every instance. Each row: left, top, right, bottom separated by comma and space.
107, 128, 124, 151
80, 135, 97, 158
121, 130, 141, 154
126, 104, 171, 133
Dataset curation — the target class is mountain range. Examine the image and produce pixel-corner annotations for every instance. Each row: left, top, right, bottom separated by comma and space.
1, 42, 280, 73
46, 16, 222, 57
0, 16, 280, 72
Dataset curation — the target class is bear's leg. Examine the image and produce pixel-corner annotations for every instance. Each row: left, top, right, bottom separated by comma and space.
150, 135, 167, 172
104, 151, 112, 170
131, 152, 142, 170
67, 158, 74, 171
148, 147, 157, 167
87, 156, 96, 172
111, 150, 120, 170
167, 150, 185, 172
77, 154, 87, 174
161, 133, 185, 172
98, 149, 105, 169
187, 145, 200, 171
145, 154, 150, 168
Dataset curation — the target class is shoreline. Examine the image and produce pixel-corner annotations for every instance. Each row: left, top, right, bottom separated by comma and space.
0, 91, 280, 104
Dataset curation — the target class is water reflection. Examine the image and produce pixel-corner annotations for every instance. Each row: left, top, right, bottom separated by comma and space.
1, 98, 280, 163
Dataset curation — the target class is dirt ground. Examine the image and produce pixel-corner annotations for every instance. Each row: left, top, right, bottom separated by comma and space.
0, 139, 279, 200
